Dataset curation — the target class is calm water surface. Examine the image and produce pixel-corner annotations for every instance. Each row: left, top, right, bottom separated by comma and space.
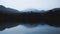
0, 24, 60, 34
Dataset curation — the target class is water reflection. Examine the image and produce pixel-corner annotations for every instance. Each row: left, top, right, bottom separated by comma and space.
0, 25, 60, 34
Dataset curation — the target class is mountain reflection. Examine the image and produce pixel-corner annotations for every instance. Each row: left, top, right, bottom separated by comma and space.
0, 25, 60, 34
0, 5, 60, 31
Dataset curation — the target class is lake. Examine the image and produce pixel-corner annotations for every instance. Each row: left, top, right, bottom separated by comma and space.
0, 24, 60, 34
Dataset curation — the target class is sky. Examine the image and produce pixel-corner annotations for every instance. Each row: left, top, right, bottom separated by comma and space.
0, 0, 60, 11
0, 25, 60, 34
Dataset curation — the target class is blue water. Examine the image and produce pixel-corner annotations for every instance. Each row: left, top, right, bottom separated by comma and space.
0, 24, 60, 34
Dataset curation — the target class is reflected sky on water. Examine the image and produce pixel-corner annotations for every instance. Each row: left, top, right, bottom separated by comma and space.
0, 24, 60, 34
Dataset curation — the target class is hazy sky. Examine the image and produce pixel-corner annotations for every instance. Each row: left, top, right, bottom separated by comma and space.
0, 0, 60, 11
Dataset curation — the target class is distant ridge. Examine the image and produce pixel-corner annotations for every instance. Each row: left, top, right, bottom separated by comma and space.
0, 5, 20, 13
